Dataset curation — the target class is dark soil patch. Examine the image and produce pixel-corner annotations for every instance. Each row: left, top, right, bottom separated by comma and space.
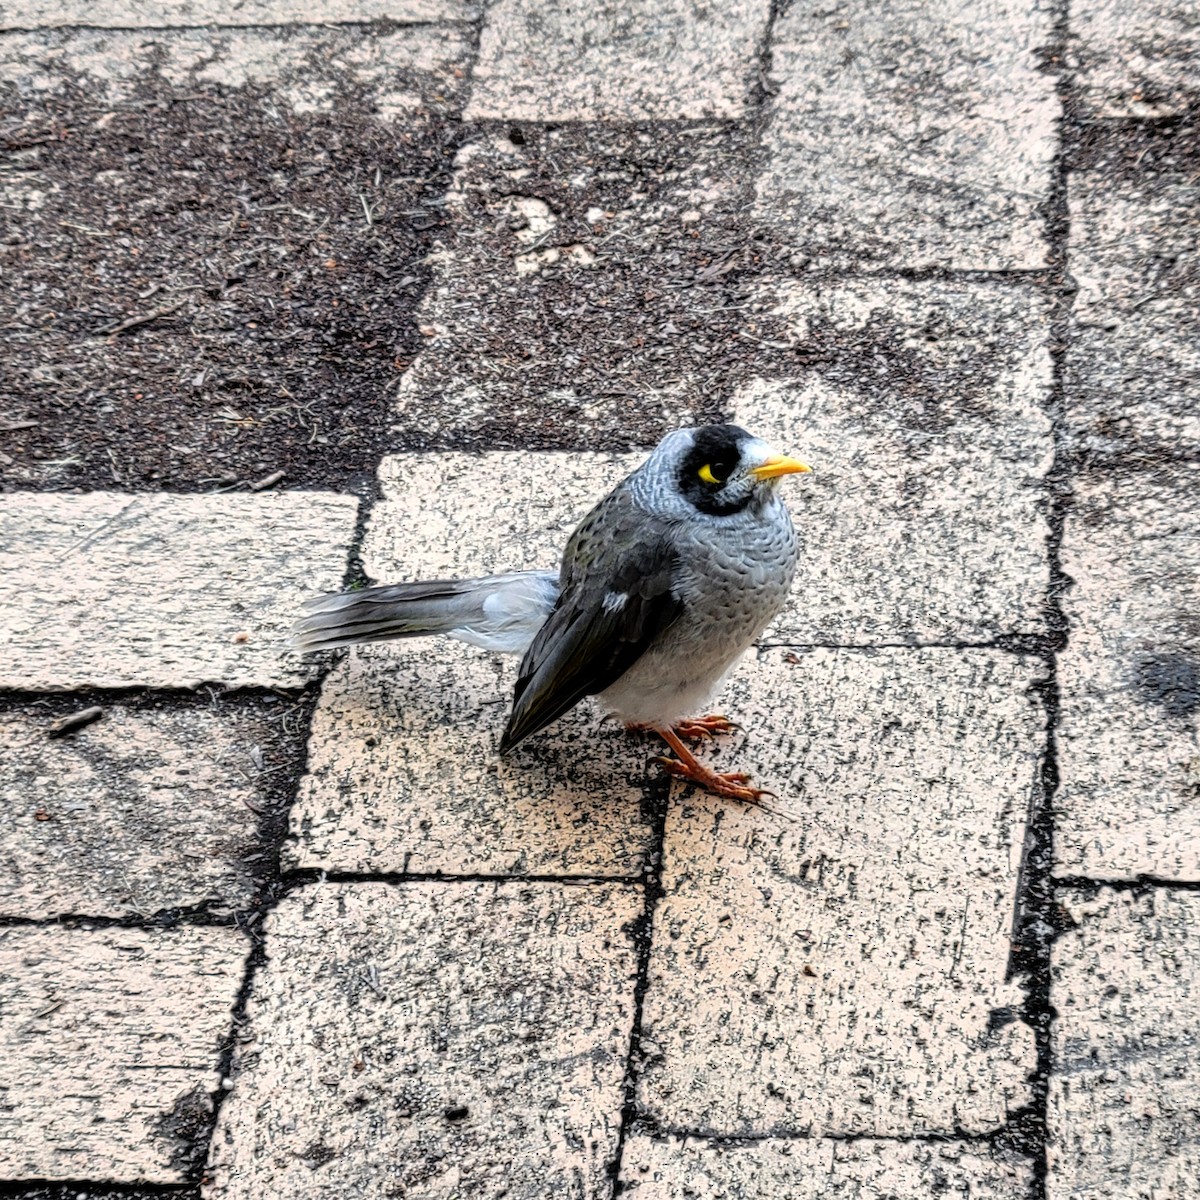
0, 81, 459, 493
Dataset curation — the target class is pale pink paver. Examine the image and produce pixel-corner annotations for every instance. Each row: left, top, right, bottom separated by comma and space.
0, 491, 357, 689
1048, 888, 1200, 1199
205, 881, 641, 1199
638, 647, 1041, 1136
0, 926, 247, 1182
287, 451, 653, 878
1072, 0, 1200, 119
466, 0, 771, 121
757, 0, 1059, 270
1056, 468, 1200, 881
0, 702, 275, 918
621, 1134, 1033, 1198
6, 0, 475, 30
734, 278, 1053, 644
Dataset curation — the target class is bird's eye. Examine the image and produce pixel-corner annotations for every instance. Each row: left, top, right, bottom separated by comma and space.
698, 463, 721, 485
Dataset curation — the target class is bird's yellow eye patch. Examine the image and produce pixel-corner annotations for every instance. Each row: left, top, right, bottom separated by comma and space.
698, 463, 720, 485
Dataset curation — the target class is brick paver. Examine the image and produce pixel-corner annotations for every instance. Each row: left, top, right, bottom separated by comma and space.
0, 926, 246, 1182
466, 0, 770, 121
735, 279, 1053, 643
205, 882, 640, 1198
0, 492, 356, 689
1072, 0, 1200, 119
7, 0, 476, 29
1056, 469, 1200, 881
756, 0, 1059, 270
1048, 888, 1200, 1199
288, 451, 652, 876
638, 649, 1040, 1135
0, 24, 472, 114
0, 700, 283, 917
620, 1135, 1033, 1198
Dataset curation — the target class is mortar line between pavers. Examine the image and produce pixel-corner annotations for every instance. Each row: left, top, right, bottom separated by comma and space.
645, 1125, 1004, 1146
1052, 875, 1200, 892
996, 0, 1076, 1193
607, 772, 672, 1198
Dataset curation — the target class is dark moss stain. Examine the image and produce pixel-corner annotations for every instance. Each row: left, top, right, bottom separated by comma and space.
1134, 650, 1200, 719
152, 1083, 213, 1175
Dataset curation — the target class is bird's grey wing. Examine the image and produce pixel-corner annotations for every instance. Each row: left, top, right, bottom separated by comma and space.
499, 493, 682, 752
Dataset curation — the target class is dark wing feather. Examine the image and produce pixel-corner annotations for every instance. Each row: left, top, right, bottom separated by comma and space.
499, 490, 682, 752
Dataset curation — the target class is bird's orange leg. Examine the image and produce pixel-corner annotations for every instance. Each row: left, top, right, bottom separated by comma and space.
654, 727, 775, 803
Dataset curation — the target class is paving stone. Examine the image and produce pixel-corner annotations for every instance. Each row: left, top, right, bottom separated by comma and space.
1048, 887, 1200, 1200
287, 451, 654, 878
756, 0, 1059, 270
466, 0, 770, 121
638, 648, 1042, 1136
1072, 0, 1200, 119
205, 881, 640, 1199
0, 694, 301, 918
0, 491, 356, 689
0, 24, 471, 116
392, 124, 778, 451
7, 0, 474, 30
620, 1134, 1034, 1198
1067, 123, 1200, 462
1056, 467, 1200, 881
735, 279, 1053, 643
0, 925, 247, 1182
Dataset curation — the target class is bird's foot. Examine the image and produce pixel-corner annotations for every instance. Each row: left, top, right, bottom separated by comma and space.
656, 756, 774, 802
654, 726, 776, 804
672, 713, 740, 740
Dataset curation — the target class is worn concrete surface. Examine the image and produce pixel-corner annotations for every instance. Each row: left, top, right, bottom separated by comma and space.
205, 882, 640, 1199
0, 492, 356, 688
1071, 0, 1200, 119
0, 697, 292, 917
6, 0, 476, 30
1067, 126, 1200, 462
620, 1134, 1034, 1198
467, 0, 770, 121
0, 0, 1196, 1195
638, 648, 1040, 1136
1056, 469, 1200, 881
0, 24, 472, 114
756, 0, 1059, 270
1048, 888, 1200, 1200
0, 926, 246, 1182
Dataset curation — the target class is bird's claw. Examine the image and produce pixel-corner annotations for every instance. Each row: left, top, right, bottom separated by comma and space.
656, 756, 774, 803
672, 714, 741, 741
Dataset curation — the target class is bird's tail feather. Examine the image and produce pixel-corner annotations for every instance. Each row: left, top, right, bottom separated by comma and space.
293, 571, 559, 656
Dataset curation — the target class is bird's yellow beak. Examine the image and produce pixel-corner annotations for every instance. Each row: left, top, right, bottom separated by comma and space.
750, 454, 812, 481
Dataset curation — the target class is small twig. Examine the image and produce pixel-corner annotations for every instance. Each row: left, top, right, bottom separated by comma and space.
48, 706, 105, 738
94, 299, 185, 337
0, 419, 37, 432
249, 469, 285, 492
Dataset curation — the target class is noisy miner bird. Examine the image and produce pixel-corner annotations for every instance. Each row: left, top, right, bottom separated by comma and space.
294, 425, 811, 801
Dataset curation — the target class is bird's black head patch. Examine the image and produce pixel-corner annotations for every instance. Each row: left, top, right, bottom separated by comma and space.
677, 424, 755, 516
